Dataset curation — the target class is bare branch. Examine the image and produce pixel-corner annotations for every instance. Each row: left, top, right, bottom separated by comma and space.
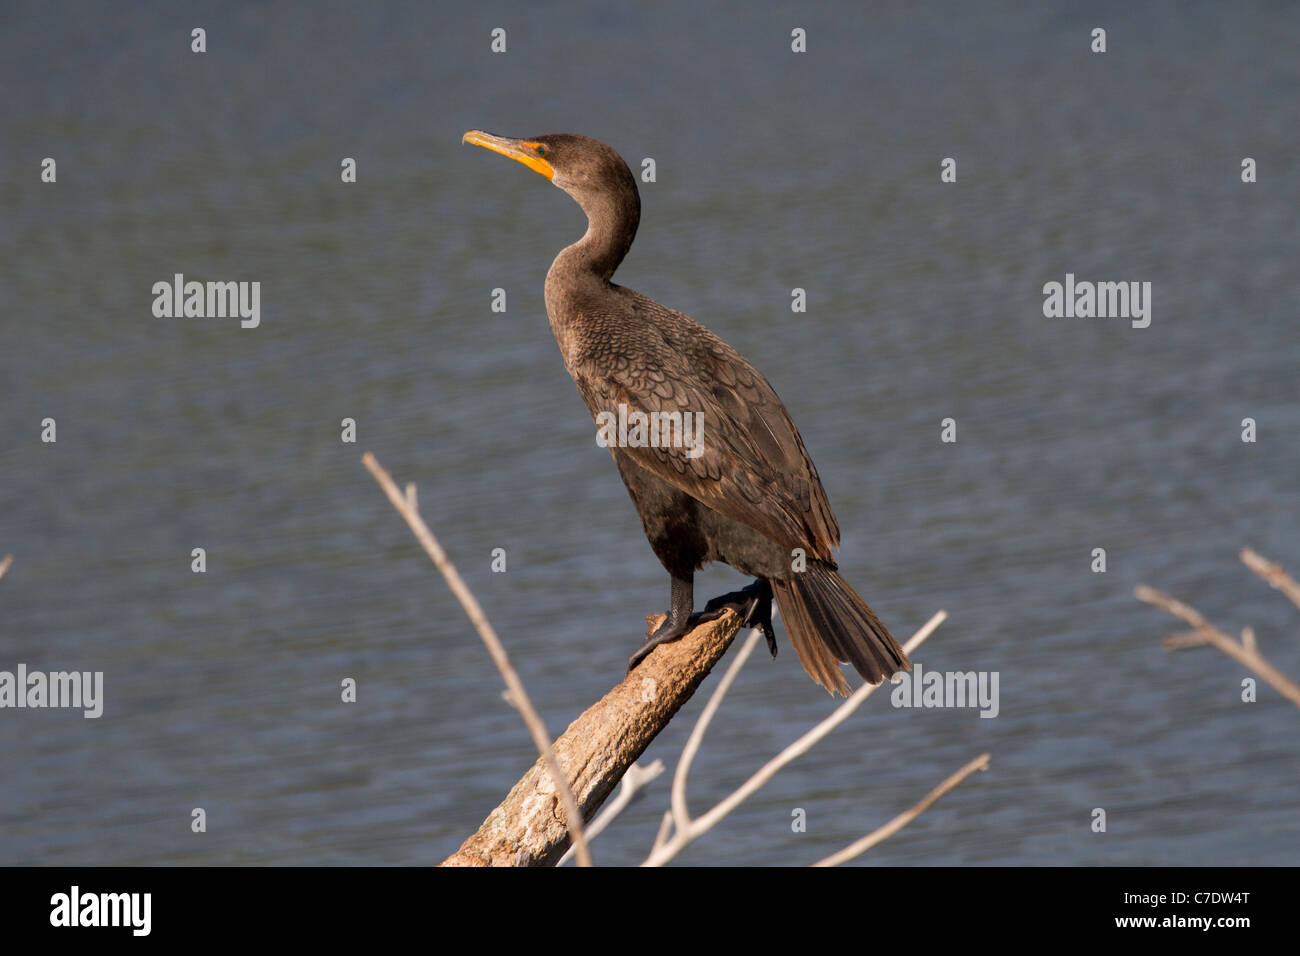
813, 752, 991, 866
643, 610, 948, 867
371, 445, 964, 866
363, 451, 592, 866
1240, 547, 1300, 617
1136, 583, 1300, 710
651, 810, 674, 854
1133, 584, 1208, 631
441, 602, 745, 865
672, 628, 764, 835
1162, 629, 1208, 650
557, 760, 665, 866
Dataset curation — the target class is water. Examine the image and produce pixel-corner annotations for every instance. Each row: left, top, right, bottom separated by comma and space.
1, 0, 1297, 866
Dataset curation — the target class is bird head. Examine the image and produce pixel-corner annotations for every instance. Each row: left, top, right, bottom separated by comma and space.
462, 130, 638, 213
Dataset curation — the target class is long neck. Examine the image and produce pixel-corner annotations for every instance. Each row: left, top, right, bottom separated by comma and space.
544, 173, 640, 365
546, 182, 640, 293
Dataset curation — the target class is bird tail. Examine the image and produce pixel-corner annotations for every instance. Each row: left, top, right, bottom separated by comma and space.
771, 562, 910, 696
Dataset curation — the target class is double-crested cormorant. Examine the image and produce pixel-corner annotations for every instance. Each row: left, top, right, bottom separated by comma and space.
463, 130, 909, 695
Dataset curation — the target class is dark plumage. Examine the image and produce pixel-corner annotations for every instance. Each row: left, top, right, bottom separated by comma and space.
463, 130, 909, 695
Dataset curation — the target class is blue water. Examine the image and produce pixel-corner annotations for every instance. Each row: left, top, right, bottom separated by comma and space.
1, 1, 1297, 865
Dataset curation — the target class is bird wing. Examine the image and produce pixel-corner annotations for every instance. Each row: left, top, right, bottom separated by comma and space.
568, 291, 840, 559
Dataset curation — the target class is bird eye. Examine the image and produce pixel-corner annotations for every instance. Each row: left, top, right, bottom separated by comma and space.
536, 145, 547, 157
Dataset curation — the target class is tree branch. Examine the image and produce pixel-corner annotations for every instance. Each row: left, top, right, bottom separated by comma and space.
1135, 580, 1300, 710
557, 760, 664, 866
363, 451, 594, 867
643, 610, 948, 866
813, 752, 991, 866
369, 442, 967, 866
1240, 547, 1300, 617
439, 602, 746, 866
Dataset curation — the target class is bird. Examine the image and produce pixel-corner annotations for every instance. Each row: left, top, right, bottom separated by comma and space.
462, 130, 909, 695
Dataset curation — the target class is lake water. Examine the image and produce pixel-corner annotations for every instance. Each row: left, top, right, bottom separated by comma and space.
1, 1, 1297, 866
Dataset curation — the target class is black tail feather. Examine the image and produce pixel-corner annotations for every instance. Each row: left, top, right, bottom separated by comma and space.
771, 563, 909, 696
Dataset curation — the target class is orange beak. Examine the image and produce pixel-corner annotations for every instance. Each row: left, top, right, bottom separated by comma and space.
462, 130, 555, 181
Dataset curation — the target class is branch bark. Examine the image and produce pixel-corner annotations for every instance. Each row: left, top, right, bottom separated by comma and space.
643, 610, 948, 866
440, 606, 745, 867
1240, 547, 1300, 616
1135, 581, 1300, 710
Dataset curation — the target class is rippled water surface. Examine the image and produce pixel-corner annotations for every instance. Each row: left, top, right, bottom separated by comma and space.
1, 1, 1298, 865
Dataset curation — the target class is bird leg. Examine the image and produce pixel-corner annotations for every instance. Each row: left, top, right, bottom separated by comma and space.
629, 573, 697, 671
629, 576, 779, 672
703, 578, 778, 659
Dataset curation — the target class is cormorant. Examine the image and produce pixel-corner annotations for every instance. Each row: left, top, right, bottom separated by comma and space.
462, 130, 909, 695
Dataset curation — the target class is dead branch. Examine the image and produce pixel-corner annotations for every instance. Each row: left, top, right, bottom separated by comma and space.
643, 611, 949, 866
366, 445, 975, 866
364, 451, 594, 867
440, 605, 745, 866
813, 752, 991, 866
1136, 568, 1300, 711
557, 760, 664, 866
1240, 547, 1300, 616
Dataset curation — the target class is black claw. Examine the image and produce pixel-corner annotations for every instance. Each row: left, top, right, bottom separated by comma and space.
629, 615, 689, 671
630, 573, 697, 671
703, 579, 778, 659
632, 577, 779, 672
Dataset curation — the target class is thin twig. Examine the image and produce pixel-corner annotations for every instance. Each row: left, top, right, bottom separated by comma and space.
643, 610, 948, 866
1241, 547, 1300, 617
363, 451, 592, 866
813, 752, 991, 866
557, 760, 665, 866
672, 628, 764, 835
652, 810, 674, 854
1136, 584, 1300, 711
1163, 629, 1208, 650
